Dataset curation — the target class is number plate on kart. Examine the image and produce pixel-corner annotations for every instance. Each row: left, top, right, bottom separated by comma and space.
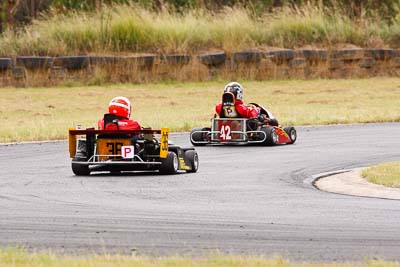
212, 119, 246, 142
97, 138, 131, 161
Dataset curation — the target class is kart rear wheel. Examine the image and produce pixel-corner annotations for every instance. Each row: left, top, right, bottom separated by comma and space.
190, 127, 209, 146
260, 127, 278, 146
185, 150, 199, 173
71, 154, 90, 176
284, 126, 297, 144
159, 152, 179, 174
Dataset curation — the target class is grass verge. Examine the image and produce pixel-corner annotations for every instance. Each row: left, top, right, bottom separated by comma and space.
1, 248, 400, 267
1, 78, 400, 143
362, 162, 400, 188
1, 4, 400, 56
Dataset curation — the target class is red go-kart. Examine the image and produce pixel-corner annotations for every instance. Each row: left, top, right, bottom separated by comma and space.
190, 94, 297, 146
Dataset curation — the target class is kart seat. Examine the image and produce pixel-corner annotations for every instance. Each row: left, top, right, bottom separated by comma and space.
98, 113, 131, 139
103, 113, 125, 130
220, 92, 240, 118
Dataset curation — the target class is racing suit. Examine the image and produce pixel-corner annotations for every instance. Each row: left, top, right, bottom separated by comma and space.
98, 115, 141, 131
215, 99, 260, 118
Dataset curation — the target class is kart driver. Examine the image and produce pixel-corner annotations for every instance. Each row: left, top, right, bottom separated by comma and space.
215, 82, 279, 126
215, 82, 259, 118
98, 96, 141, 130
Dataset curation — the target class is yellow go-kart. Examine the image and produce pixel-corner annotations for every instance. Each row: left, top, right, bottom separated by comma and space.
69, 126, 198, 176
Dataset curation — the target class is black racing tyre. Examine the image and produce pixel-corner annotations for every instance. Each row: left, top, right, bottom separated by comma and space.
260, 127, 278, 146
159, 152, 179, 175
53, 56, 89, 70
0, 58, 12, 70
71, 155, 90, 176
190, 127, 209, 146
185, 150, 199, 173
284, 126, 297, 144
16, 56, 53, 70
232, 51, 261, 64
265, 49, 295, 64
198, 52, 226, 67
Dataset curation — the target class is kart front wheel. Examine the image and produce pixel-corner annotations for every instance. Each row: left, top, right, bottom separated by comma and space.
190, 127, 209, 146
159, 152, 179, 174
260, 127, 278, 146
284, 126, 297, 144
71, 154, 90, 176
185, 150, 199, 173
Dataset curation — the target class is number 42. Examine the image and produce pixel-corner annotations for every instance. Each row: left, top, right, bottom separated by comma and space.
220, 125, 232, 140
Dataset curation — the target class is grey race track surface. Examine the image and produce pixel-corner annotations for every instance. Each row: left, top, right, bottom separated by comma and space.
0, 123, 400, 262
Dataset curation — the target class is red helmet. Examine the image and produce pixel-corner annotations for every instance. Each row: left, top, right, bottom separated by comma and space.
108, 96, 131, 118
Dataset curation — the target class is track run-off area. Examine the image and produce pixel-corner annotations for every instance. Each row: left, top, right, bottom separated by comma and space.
0, 123, 400, 262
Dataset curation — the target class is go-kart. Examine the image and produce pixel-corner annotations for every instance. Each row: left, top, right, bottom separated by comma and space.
69, 120, 199, 176
190, 98, 297, 146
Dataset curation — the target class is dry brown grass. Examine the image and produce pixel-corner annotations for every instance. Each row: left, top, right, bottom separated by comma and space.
1, 248, 400, 267
1, 78, 400, 143
2, 58, 400, 88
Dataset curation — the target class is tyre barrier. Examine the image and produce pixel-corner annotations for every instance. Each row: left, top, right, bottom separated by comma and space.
122, 54, 156, 67
364, 49, 397, 61
53, 56, 89, 70
0, 58, 12, 71
16, 56, 53, 69
265, 49, 295, 64
1, 48, 400, 83
331, 49, 365, 61
232, 51, 262, 64
89, 54, 157, 68
290, 58, 308, 69
198, 52, 226, 67
161, 54, 191, 65
121, 55, 155, 68
296, 49, 328, 61
88, 55, 118, 65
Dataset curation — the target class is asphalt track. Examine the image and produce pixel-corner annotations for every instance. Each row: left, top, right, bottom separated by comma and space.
1, 123, 400, 262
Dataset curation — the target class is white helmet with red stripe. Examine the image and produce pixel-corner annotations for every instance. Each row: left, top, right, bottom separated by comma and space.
108, 96, 131, 119
224, 82, 243, 100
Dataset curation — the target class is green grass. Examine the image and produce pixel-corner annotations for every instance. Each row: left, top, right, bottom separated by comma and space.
1, 78, 400, 143
362, 162, 400, 188
1, 4, 400, 56
0, 248, 400, 267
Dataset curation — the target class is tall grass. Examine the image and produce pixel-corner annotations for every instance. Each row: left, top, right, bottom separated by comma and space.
1, 3, 400, 56
262, 4, 366, 47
